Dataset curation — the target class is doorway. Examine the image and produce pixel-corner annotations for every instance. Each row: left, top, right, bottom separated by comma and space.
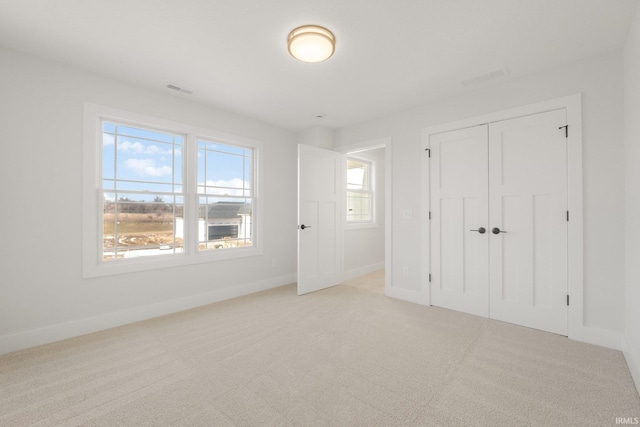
339, 138, 393, 295
344, 147, 385, 290
297, 139, 392, 296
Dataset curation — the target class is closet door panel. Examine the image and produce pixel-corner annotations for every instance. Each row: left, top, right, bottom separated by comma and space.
430, 125, 489, 317
488, 109, 568, 335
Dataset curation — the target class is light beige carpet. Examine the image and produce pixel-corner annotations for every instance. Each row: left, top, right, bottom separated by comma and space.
1, 270, 639, 426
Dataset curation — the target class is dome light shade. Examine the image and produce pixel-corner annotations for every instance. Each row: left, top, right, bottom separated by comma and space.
288, 25, 335, 63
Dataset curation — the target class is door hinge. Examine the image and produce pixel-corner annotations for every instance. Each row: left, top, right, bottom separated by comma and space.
559, 125, 568, 138
566, 211, 569, 222
567, 295, 570, 306
425, 148, 431, 157
429, 211, 432, 220
429, 273, 432, 282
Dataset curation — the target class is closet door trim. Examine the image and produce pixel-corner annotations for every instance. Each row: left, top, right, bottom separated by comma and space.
421, 93, 583, 341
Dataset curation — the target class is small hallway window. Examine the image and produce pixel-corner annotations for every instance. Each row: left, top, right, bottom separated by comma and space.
346, 157, 374, 223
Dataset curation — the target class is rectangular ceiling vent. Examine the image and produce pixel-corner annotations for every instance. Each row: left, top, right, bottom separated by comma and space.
461, 67, 510, 88
166, 84, 194, 95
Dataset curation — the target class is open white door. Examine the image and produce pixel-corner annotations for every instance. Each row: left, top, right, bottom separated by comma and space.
297, 144, 344, 295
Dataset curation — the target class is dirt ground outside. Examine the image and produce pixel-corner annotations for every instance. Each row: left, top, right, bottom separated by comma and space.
103, 213, 180, 249
103, 213, 251, 260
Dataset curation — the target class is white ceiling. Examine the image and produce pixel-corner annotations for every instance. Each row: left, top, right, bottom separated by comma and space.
0, 0, 636, 131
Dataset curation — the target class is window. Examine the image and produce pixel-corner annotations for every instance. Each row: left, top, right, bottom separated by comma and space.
101, 122, 185, 261
196, 140, 253, 251
346, 157, 374, 224
83, 104, 262, 277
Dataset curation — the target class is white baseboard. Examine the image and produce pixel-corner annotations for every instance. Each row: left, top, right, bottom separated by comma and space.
575, 326, 623, 350
384, 290, 627, 353
343, 262, 385, 281
386, 285, 429, 305
0, 273, 296, 355
623, 335, 640, 396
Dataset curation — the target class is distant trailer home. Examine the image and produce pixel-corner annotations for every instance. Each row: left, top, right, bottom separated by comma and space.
176, 202, 252, 248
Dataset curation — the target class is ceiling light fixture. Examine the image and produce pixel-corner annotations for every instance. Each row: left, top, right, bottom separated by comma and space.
287, 25, 335, 63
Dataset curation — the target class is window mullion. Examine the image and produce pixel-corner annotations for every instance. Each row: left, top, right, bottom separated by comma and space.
185, 133, 197, 255
111, 124, 118, 260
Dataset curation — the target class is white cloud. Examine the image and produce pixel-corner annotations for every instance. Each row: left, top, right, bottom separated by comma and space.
118, 140, 178, 156
124, 158, 172, 177
204, 179, 249, 196
103, 133, 115, 146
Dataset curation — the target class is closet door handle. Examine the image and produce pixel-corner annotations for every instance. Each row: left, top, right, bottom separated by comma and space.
470, 227, 486, 234
492, 227, 507, 234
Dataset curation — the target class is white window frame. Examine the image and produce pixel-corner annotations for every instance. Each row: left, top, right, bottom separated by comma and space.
82, 103, 263, 278
345, 155, 377, 230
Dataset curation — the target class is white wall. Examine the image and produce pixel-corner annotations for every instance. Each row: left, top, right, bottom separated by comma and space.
0, 47, 298, 353
335, 52, 626, 338
623, 5, 640, 393
344, 148, 385, 277
297, 126, 335, 149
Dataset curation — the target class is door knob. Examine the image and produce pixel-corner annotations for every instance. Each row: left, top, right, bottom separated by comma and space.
299, 224, 312, 230
470, 227, 486, 234
492, 227, 507, 234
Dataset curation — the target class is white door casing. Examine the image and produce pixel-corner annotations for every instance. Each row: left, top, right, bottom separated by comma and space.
488, 109, 568, 335
430, 125, 490, 317
428, 109, 569, 336
297, 144, 344, 295
422, 94, 582, 340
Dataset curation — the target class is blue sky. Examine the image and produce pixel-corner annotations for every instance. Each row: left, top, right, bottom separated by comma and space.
102, 122, 251, 200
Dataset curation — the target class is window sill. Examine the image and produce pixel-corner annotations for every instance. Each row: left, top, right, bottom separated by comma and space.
83, 246, 263, 278
345, 222, 378, 230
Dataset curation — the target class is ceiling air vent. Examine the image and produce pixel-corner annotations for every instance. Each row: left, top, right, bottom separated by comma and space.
461, 67, 510, 88
166, 84, 194, 95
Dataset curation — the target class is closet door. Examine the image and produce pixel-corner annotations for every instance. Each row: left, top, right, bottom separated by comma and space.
430, 125, 489, 317
488, 109, 568, 335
